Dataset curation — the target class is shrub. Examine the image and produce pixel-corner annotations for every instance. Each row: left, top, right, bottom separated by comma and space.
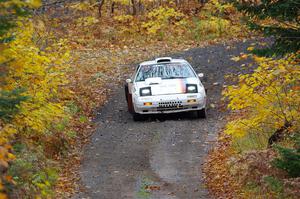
273, 138, 300, 178
193, 17, 231, 41
263, 176, 284, 196
142, 7, 185, 36
8, 143, 59, 198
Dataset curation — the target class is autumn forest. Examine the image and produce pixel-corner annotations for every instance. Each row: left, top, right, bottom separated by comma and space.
0, 0, 299, 198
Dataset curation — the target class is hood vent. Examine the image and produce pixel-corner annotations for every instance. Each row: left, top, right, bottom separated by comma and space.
155, 57, 172, 63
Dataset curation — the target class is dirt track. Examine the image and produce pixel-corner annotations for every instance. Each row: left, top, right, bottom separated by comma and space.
74, 40, 254, 199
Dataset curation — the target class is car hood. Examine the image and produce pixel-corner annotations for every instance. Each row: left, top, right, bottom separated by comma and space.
135, 77, 199, 96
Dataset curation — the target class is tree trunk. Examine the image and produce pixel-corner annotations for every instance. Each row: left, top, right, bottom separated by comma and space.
198, 0, 206, 6
138, 0, 142, 14
97, 0, 105, 18
131, 0, 137, 15
111, 2, 115, 15
268, 121, 292, 147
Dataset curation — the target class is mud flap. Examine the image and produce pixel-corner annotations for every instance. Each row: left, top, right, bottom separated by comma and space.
125, 84, 134, 113
127, 94, 135, 113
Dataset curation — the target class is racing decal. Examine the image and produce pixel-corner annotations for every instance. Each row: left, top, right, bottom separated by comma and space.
176, 79, 186, 93
149, 79, 187, 95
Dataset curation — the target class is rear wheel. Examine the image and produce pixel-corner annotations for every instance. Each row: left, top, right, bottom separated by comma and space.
196, 108, 206, 119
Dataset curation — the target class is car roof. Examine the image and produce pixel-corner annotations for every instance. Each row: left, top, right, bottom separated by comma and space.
139, 57, 188, 66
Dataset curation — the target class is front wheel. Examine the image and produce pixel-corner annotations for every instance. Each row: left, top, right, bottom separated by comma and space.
124, 84, 129, 102
196, 108, 206, 119
133, 113, 144, 121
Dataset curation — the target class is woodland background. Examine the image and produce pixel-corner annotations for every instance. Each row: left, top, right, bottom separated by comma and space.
0, 0, 299, 198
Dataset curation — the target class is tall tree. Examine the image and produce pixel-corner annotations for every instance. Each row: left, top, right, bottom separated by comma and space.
97, 0, 105, 17
232, 0, 300, 55
0, 0, 39, 120
131, 0, 137, 15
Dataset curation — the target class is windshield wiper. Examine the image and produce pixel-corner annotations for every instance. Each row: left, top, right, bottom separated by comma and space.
166, 76, 187, 79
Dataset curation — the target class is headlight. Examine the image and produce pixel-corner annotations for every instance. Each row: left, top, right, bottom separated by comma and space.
140, 87, 152, 96
186, 84, 198, 93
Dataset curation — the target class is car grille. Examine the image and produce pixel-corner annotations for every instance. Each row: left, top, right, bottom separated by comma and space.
157, 101, 186, 111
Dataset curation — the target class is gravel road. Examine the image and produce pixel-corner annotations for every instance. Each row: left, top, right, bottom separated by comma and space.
74, 40, 254, 199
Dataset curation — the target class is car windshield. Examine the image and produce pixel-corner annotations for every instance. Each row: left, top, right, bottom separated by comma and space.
135, 63, 195, 82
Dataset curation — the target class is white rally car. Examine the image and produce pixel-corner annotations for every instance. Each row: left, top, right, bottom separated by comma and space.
125, 57, 206, 121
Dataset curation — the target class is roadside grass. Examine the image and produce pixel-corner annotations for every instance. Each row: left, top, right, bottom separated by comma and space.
233, 130, 298, 154
232, 131, 270, 153
136, 176, 153, 199
206, 131, 300, 198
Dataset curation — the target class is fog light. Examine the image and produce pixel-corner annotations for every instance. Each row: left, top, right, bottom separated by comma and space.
187, 99, 197, 103
144, 102, 152, 106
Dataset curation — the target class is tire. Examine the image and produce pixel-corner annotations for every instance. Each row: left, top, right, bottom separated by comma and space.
124, 84, 129, 102
125, 84, 145, 121
197, 108, 206, 119
133, 113, 143, 121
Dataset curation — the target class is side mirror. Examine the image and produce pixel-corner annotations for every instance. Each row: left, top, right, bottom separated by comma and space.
126, 79, 132, 83
198, 73, 204, 78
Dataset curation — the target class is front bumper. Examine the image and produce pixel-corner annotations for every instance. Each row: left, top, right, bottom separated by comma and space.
133, 93, 206, 114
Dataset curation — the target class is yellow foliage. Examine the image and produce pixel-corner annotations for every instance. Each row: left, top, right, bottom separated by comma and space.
76, 16, 99, 27
114, 15, 134, 23
247, 46, 254, 51
0, 142, 15, 197
113, 0, 130, 5
0, 193, 7, 199
224, 53, 300, 139
205, 0, 235, 14
29, 0, 42, 8
70, 1, 93, 11
1, 21, 71, 136
0, 1, 47, 195
197, 17, 231, 35
142, 7, 184, 35
0, 14, 71, 196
